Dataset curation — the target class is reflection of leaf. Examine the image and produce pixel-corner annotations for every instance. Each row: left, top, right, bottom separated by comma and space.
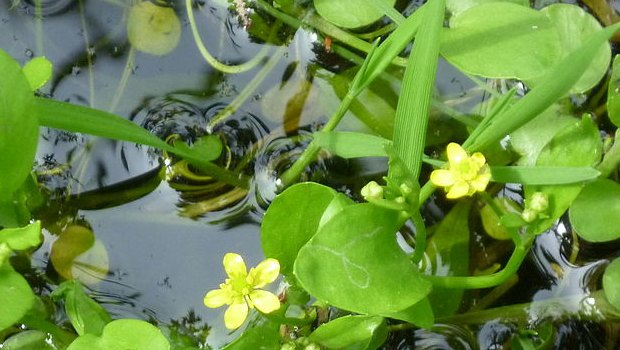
313, 0, 396, 28
50, 224, 109, 285
127, 2, 181, 55
569, 179, 620, 242
295, 204, 432, 324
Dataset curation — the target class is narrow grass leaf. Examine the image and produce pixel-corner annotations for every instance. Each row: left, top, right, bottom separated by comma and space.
390, 0, 445, 179
490, 166, 600, 185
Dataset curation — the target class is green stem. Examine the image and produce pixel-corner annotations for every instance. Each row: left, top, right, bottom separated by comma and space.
109, 47, 135, 113
279, 93, 355, 185
410, 209, 427, 264
424, 240, 531, 289
186, 0, 269, 74
418, 181, 436, 204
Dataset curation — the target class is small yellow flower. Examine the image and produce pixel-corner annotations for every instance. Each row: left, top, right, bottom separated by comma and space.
430, 143, 491, 199
204, 253, 281, 329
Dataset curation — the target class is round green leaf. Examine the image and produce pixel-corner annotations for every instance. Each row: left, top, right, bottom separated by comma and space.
603, 258, 620, 311
261, 183, 352, 276
309, 315, 387, 350
294, 204, 431, 321
0, 49, 38, 196
441, 3, 561, 80
127, 2, 181, 55
2, 330, 56, 350
67, 319, 169, 350
0, 221, 42, 251
22, 57, 52, 91
0, 267, 35, 331
569, 179, 620, 242
531, 4, 611, 93
313, 0, 396, 28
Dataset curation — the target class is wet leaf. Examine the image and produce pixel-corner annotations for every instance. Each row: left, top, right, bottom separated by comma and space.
441, 3, 561, 81
22, 56, 52, 91
0, 265, 35, 331
603, 258, 620, 311
50, 224, 109, 285
525, 116, 602, 235
66, 319, 170, 350
309, 315, 387, 350
52, 280, 111, 336
261, 183, 353, 276
313, 0, 396, 28
0, 221, 41, 251
569, 179, 620, 242
294, 204, 432, 323
0, 49, 38, 197
607, 55, 620, 127
426, 201, 470, 317
127, 2, 181, 55
529, 4, 611, 93
1, 330, 56, 350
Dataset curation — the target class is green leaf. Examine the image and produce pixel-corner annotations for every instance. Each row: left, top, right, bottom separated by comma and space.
173, 135, 223, 162
603, 258, 620, 311
52, 280, 111, 336
441, 3, 561, 81
532, 4, 611, 93
510, 104, 576, 166
446, 0, 528, 17
67, 319, 170, 350
607, 55, 620, 127
22, 57, 53, 91
1, 330, 57, 350
490, 166, 600, 185
221, 323, 280, 350
127, 1, 181, 55
261, 183, 353, 276
0, 49, 38, 197
313, 0, 396, 28
309, 315, 387, 350
525, 116, 602, 235
0, 265, 35, 331
569, 179, 620, 242
313, 132, 389, 158
294, 204, 432, 322
426, 201, 470, 317
481, 197, 521, 240
0, 221, 41, 251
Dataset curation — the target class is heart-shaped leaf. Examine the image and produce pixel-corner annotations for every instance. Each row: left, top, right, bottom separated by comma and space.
569, 179, 620, 242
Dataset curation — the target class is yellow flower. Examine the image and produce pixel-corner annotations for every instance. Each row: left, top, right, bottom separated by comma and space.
204, 253, 281, 329
430, 143, 491, 199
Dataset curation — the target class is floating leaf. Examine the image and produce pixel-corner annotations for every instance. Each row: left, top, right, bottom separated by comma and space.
50, 224, 109, 285
0, 265, 35, 331
531, 4, 611, 93
52, 280, 111, 336
127, 1, 181, 55
22, 56, 52, 91
569, 179, 620, 242
607, 55, 620, 127
0, 221, 42, 251
0, 49, 38, 197
309, 315, 387, 350
426, 201, 470, 317
66, 319, 170, 350
261, 183, 353, 276
441, 3, 561, 81
603, 258, 620, 311
525, 116, 602, 235
294, 204, 432, 323
313, 0, 396, 28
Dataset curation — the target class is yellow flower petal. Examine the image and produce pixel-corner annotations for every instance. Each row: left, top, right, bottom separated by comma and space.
204, 288, 233, 308
446, 180, 470, 199
249, 290, 281, 314
470, 152, 486, 168
248, 258, 280, 288
430, 169, 456, 187
224, 302, 249, 329
223, 253, 247, 279
470, 171, 491, 192
446, 143, 467, 166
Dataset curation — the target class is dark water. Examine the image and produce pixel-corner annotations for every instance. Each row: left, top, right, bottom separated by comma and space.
2, 0, 619, 348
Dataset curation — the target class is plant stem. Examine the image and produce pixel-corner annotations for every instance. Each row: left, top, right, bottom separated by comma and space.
597, 129, 620, 178
425, 239, 531, 289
